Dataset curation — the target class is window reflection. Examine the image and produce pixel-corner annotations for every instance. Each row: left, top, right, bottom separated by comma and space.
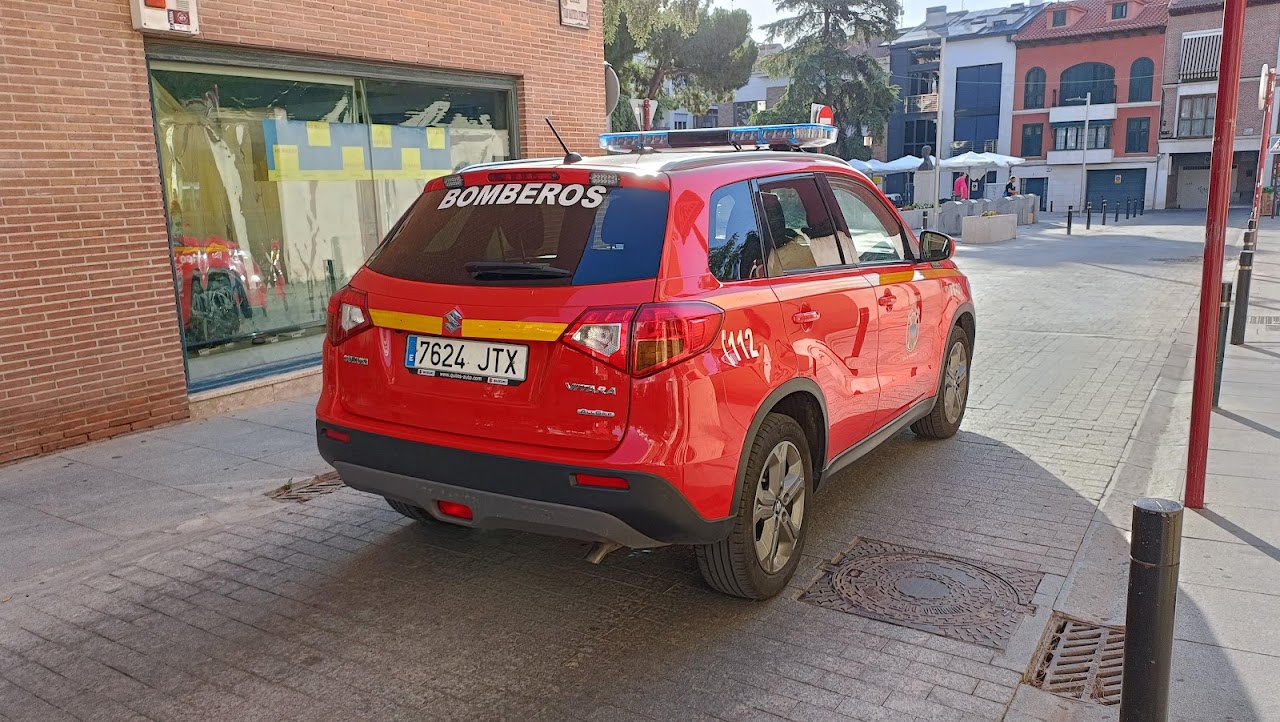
149, 63, 512, 388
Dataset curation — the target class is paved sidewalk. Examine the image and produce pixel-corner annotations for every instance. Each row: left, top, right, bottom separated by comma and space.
0, 211, 1268, 721
1170, 220, 1280, 721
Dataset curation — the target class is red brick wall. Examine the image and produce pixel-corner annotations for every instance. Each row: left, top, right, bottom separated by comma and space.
0, 0, 605, 464
1160, 4, 1280, 141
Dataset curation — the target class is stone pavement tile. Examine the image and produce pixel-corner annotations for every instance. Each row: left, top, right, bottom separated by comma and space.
1169, 639, 1280, 722
1005, 684, 1115, 722
56, 432, 192, 472
190, 425, 314, 461
0, 677, 78, 722
165, 461, 304, 503
0, 505, 117, 586
64, 486, 227, 539
254, 444, 331, 476
1179, 537, 1280, 597
1183, 505, 1280, 550
1198, 474, 1280, 512
227, 399, 317, 434
1175, 582, 1280, 658
123, 445, 261, 485
0, 467, 161, 520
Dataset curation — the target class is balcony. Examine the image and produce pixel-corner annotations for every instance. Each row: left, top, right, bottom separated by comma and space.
905, 93, 939, 114
1053, 84, 1117, 107
1049, 99, 1118, 124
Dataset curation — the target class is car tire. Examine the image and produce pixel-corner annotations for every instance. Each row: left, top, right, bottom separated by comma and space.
696, 413, 813, 600
385, 498, 438, 524
912, 324, 971, 439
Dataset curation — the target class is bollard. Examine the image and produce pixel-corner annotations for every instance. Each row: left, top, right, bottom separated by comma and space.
1126, 198, 1132, 219
1051, 200, 1055, 213
923, 209, 929, 231
1230, 219, 1257, 345
1115, 199, 1120, 223
1140, 197, 1145, 216
1102, 199, 1108, 225
1214, 280, 1233, 407
1119, 498, 1183, 722
1086, 202, 1093, 230
1067, 205, 1073, 235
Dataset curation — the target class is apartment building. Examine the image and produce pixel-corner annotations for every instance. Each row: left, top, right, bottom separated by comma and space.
1156, 0, 1280, 209
1011, 0, 1168, 212
939, 3, 1046, 200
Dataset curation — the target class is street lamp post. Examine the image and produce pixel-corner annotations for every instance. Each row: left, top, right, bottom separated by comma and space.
1073, 91, 1093, 209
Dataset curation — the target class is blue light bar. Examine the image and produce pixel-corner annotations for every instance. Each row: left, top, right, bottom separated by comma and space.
600, 123, 838, 153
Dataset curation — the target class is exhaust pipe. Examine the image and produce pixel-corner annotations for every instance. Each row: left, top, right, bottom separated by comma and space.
584, 541, 623, 565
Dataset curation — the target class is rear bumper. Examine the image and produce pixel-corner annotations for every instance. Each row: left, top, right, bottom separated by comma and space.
316, 422, 732, 548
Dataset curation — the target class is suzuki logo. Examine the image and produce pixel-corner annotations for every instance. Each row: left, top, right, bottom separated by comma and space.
443, 308, 463, 334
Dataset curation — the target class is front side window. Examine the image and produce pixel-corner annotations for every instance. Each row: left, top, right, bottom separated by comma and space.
827, 179, 908, 264
1022, 123, 1044, 157
707, 182, 765, 282
757, 176, 843, 274
1125, 117, 1151, 153
1179, 95, 1216, 137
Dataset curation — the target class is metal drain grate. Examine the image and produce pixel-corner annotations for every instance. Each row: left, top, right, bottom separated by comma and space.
1030, 614, 1125, 705
268, 471, 344, 502
799, 539, 1043, 650
1149, 256, 1202, 264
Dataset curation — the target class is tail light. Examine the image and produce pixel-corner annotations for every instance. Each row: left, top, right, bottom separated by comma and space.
326, 286, 371, 346
632, 302, 723, 376
561, 302, 723, 376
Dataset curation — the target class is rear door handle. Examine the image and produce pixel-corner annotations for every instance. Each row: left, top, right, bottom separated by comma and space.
792, 310, 821, 324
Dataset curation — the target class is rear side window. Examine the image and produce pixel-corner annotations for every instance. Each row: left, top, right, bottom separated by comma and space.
757, 176, 844, 274
708, 182, 766, 281
367, 184, 669, 286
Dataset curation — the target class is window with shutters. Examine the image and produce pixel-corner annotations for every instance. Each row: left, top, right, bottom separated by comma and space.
1129, 58, 1154, 102
1179, 31, 1222, 82
1021, 123, 1043, 157
1125, 117, 1150, 153
1024, 67, 1046, 109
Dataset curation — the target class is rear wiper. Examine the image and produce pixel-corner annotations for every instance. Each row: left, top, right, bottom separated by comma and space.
464, 261, 572, 280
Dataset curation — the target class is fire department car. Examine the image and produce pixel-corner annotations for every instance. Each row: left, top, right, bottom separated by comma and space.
316, 124, 975, 599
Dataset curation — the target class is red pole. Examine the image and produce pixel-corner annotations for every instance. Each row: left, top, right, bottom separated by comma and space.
1253, 68, 1276, 221
1186, 0, 1248, 509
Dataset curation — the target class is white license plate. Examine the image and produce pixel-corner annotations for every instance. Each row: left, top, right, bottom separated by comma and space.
405, 335, 528, 385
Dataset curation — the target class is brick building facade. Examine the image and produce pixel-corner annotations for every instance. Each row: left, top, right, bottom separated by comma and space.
1010, 0, 1167, 212
1156, 0, 1280, 208
0, 0, 605, 464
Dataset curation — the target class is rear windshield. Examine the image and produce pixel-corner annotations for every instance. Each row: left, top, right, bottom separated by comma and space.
366, 183, 669, 286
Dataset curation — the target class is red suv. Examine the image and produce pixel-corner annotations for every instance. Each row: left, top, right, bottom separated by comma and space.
317, 125, 975, 599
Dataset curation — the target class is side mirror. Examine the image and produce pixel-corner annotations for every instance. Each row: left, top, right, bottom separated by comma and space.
919, 230, 955, 262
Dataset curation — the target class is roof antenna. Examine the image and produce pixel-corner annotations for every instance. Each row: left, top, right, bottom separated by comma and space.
545, 118, 583, 164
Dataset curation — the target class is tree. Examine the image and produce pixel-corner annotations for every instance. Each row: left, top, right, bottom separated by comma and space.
753, 0, 900, 160
605, 0, 758, 116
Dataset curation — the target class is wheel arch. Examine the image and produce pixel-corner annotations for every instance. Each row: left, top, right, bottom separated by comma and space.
952, 302, 976, 348
733, 377, 829, 504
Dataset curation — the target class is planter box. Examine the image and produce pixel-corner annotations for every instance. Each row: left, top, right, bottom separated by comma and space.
960, 214, 1017, 244
898, 209, 925, 230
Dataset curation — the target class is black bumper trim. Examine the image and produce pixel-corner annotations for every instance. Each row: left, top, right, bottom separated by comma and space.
316, 422, 732, 546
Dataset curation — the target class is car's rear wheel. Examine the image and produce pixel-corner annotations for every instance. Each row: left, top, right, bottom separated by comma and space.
696, 413, 813, 599
385, 498, 438, 524
911, 324, 971, 439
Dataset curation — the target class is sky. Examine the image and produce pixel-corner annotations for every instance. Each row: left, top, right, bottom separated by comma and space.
713, 0, 1018, 40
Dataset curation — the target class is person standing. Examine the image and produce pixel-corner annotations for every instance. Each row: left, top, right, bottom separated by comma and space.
1005, 175, 1018, 197
953, 172, 970, 201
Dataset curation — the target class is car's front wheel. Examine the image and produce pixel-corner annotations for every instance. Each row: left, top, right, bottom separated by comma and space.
696, 413, 813, 599
911, 324, 971, 439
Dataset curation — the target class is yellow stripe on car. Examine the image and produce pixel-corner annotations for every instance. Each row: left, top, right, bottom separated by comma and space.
369, 310, 566, 341
369, 309, 443, 335
461, 319, 567, 341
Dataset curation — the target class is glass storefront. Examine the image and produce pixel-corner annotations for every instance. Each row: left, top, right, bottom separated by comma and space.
149, 59, 513, 390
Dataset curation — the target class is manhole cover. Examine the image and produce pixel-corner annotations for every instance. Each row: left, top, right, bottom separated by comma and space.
268, 471, 344, 502
799, 539, 1043, 649
1030, 614, 1125, 706
1149, 256, 1202, 264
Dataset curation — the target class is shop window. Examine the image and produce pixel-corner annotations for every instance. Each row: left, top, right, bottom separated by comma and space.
150, 62, 512, 389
